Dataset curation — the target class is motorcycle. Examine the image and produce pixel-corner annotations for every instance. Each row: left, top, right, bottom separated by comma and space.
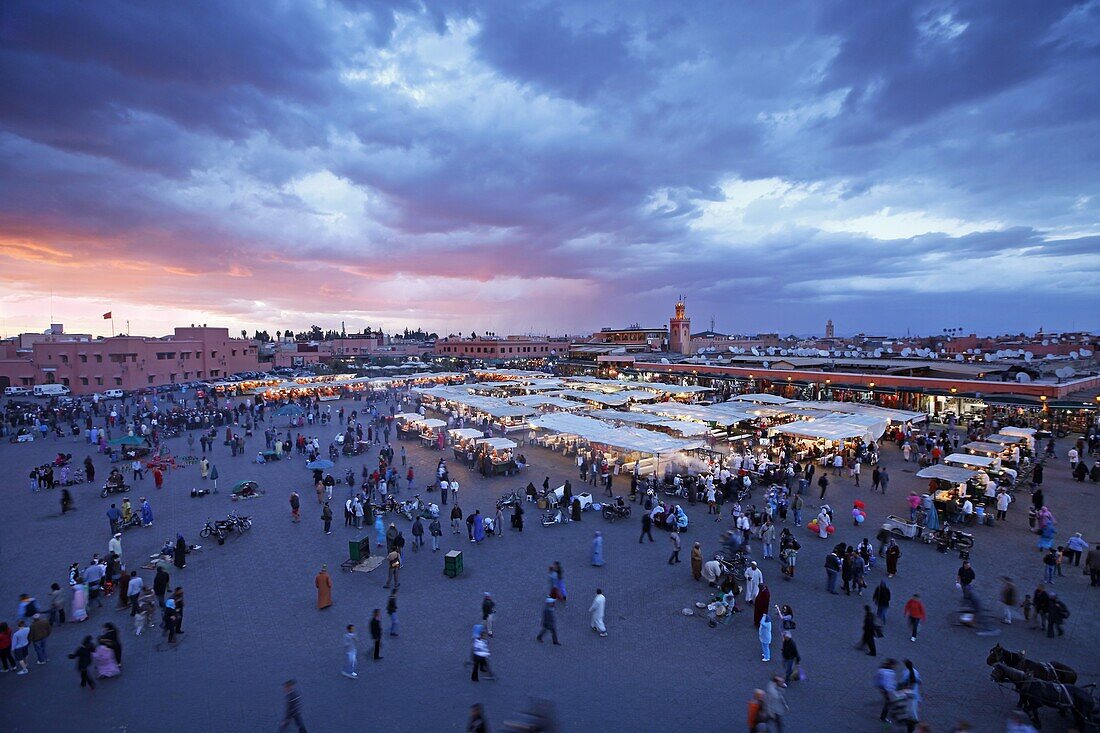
601, 500, 632, 522
199, 518, 227, 543
344, 469, 355, 487
100, 481, 131, 498
541, 508, 564, 527
118, 513, 143, 532
496, 490, 523, 511
226, 511, 252, 531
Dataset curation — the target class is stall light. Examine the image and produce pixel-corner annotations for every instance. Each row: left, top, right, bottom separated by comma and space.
1040, 395, 1047, 401
869, 382, 875, 388
950, 387, 957, 394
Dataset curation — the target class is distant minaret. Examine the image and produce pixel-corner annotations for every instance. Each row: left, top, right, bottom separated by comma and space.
825, 319, 835, 339
670, 296, 692, 355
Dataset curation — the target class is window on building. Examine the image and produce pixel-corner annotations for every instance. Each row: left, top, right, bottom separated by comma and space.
95, 354, 103, 363
196, 371, 203, 378
60, 355, 69, 363
79, 355, 88, 363
148, 375, 155, 383
95, 377, 103, 386
80, 377, 89, 386
211, 351, 217, 358
61, 378, 70, 386
231, 349, 237, 357
114, 378, 122, 386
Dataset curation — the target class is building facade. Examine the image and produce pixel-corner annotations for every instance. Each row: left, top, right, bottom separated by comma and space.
0, 326, 263, 394
433, 335, 553, 359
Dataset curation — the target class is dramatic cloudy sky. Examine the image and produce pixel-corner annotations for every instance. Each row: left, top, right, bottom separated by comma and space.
1, 1, 1098, 339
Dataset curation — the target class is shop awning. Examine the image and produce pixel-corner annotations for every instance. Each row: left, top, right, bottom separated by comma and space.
982, 394, 1043, 406
915, 465, 980, 482
1046, 400, 1097, 411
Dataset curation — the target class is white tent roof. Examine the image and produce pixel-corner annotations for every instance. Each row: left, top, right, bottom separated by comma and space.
475, 437, 517, 450
728, 393, 793, 405
506, 395, 584, 409
419, 418, 447, 429
630, 401, 759, 426
1000, 427, 1036, 438
394, 413, 424, 422
588, 409, 712, 437
528, 413, 703, 455
554, 390, 631, 407
787, 400, 926, 424
448, 428, 484, 440
984, 433, 1026, 445
963, 441, 1005, 455
916, 465, 980, 482
772, 412, 888, 442
944, 453, 996, 468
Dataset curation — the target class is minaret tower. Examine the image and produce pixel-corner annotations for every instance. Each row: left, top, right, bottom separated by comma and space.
669, 296, 692, 354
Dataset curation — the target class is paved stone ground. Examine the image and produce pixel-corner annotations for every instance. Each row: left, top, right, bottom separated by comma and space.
1, 396, 1098, 733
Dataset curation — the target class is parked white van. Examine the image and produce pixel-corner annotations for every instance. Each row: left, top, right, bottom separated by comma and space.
4, 386, 31, 396
103, 389, 125, 399
33, 384, 71, 397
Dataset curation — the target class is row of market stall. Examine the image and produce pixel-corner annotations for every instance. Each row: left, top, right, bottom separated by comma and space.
402, 377, 940, 480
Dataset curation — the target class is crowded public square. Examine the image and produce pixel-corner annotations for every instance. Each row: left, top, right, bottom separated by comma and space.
0, 385, 1097, 733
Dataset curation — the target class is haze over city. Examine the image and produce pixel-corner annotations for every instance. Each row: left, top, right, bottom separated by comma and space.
2, 1, 1099, 339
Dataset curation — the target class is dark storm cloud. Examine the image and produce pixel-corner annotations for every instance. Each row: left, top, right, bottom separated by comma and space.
0, 0, 1096, 335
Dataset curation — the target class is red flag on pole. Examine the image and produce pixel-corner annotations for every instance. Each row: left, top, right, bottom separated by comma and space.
102, 312, 112, 319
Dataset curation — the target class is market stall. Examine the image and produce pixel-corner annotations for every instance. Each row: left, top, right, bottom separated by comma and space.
474, 437, 519, 476
418, 418, 448, 449
527, 412, 703, 477
449, 428, 485, 461
915, 464, 987, 523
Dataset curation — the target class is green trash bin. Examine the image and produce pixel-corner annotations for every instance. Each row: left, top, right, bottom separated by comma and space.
444, 550, 463, 578
349, 536, 370, 563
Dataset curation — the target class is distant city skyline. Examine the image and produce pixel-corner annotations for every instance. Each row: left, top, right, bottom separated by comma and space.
2, 2, 1098, 337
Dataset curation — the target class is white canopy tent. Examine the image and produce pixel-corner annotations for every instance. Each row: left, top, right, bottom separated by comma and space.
916, 465, 980, 482
945, 453, 997, 469
475, 437, 518, 451
963, 441, 1006, 456
587, 409, 711, 437
630, 401, 760, 426
506, 395, 585, 410
419, 418, 447, 430
1000, 427, 1036, 438
728, 393, 793, 405
772, 413, 888, 442
448, 428, 484, 441
787, 400, 926, 425
528, 413, 704, 455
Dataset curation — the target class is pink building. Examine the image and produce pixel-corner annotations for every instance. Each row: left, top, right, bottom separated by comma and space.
0, 326, 263, 395
434, 335, 552, 358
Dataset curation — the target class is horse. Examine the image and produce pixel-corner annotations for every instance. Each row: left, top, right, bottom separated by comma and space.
990, 662, 1097, 730
987, 643, 1078, 684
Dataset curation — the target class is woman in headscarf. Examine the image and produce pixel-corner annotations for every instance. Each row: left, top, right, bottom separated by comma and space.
140, 497, 154, 527
174, 534, 187, 569
92, 638, 120, 678
816, 508, 830, 539
885, 540, 901, 578
690, 541, 703, 580
591, 531, 605, 567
